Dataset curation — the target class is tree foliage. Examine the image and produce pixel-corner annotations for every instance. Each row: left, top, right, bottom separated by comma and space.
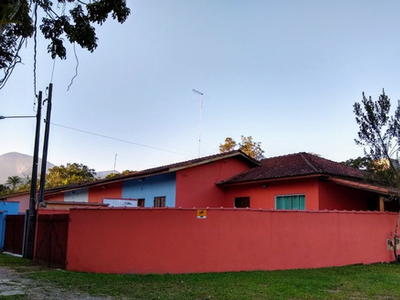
0, 0, 130, 88
0, 175, 33, 196
0, 184, 8, 196
45, 163, 96, 187
105, 170, 135, 179
6, 175, 22, 190
343, 156, 400, 186
343, 156, 374, 171
219, 137, 237, 153
353, 89, 400, 186
219, 135, 265, 160
353, 89, 400, 262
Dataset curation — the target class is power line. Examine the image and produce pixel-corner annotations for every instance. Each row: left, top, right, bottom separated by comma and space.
50, 122, 191, 157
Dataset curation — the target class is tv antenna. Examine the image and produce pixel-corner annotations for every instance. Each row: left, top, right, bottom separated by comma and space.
192, 89, 203, 157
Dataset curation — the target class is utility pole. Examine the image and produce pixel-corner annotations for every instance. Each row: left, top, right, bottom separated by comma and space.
38, 83, 53, 204
24, 91, 42, 259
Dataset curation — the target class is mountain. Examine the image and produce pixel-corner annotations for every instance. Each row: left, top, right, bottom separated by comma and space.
0, 152, 117, 184
96, 170, 120, 179
0, 152, 55, 184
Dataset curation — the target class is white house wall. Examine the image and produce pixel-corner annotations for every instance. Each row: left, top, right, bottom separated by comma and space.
64, 189, 89, 202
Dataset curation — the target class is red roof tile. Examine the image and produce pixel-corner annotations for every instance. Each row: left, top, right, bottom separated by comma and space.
218, 152, 367, 185
43, 150, 259, 194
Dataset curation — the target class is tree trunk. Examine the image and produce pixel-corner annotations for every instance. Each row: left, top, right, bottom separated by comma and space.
393, 208, 400, 262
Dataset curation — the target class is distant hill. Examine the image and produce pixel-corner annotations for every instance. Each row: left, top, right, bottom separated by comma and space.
0, 152, 117, 184
0, 152, 55, 184
96, 170, 120, 179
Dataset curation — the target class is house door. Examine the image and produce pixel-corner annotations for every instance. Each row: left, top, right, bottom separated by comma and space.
3, 214, 25, 255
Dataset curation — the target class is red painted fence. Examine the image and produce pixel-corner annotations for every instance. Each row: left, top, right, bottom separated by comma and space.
3, 214, 25, 255
65, 208, 398, 274
34, 213, 69, 269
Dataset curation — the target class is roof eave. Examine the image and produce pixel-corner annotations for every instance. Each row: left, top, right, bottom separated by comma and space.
45, 151, 260, 195
217, 174, 323, 187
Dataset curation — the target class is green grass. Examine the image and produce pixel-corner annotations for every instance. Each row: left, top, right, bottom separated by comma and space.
1, 253, 400, 299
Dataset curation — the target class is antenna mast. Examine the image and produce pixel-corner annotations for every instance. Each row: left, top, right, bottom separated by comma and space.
192, 89, 203, 157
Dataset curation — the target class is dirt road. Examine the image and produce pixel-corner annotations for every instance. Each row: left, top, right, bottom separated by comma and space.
0, 266, 111, 299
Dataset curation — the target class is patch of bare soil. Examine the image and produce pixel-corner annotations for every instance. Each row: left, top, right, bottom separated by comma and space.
0, 266, 111, 299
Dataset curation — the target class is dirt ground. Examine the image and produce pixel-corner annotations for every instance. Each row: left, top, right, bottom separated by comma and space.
0, 266, 112, 300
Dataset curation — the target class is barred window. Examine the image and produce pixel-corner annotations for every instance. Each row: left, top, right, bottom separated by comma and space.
234, 197, 250, 208
154, 196, 166, 207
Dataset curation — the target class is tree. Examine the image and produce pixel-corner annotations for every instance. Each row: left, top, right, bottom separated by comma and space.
343, 156, 399, 186
354, 89, 400, 184
0, 0, 130, 88
45, 163, 96, 187
0, 184, 10, 196
105, 170, 135, 179
15, 175, 34, 193
353, 89, 400, 261
219, 137, 237, 153
6, 175, 22, 191
219, 135, 265, 160
343, 156, 374, 171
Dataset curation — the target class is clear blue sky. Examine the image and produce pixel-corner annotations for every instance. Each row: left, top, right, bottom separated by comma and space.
1, 0, 400, 172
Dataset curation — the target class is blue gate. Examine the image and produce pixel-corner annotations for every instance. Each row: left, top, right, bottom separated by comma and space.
0, 201, 20, 250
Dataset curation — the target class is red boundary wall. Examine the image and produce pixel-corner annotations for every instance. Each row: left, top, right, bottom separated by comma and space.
66, 208, 397, 274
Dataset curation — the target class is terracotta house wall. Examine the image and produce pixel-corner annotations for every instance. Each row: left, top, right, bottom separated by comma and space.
318, 181, 379, 211
175, 158, 251, 208
45, 193, 65, 202
4, 194, 30, 213
88, 182, 123, 203
66, 208, 397, 274
222, 177, 320, 209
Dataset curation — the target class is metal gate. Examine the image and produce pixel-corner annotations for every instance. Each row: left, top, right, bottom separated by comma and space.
34, 214, 69, 269
3, 214, 25, 255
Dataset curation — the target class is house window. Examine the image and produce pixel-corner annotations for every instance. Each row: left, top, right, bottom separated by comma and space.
154, 196, 166, 207
138, 198, 145, 207
234, 197, 250, 208
275, 195, 305, 210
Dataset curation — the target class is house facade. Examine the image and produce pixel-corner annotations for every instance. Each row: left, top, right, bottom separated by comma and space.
3, 151, 396, 212
218, 152, 391, 211
43, 151, 259, 209
3, 151, 400, 273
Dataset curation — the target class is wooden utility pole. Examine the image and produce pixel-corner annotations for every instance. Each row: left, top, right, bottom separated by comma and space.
38, 83, 53, 204
24, 91, 42, 259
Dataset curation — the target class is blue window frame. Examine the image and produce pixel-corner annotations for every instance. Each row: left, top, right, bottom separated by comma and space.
275, 194, 305, 210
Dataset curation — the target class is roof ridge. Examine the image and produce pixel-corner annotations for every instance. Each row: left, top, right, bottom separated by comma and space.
299, 152, 320, 173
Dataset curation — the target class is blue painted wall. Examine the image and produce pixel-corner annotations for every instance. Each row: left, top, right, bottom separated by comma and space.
0, 201, 20, 250
122, 173, 176, 207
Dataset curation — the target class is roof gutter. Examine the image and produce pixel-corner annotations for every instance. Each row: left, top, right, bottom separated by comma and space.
217, 174, 323, 187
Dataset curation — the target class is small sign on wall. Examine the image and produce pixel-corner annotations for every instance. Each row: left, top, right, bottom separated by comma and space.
197, 209, 207, 219
103, 198, 138, 207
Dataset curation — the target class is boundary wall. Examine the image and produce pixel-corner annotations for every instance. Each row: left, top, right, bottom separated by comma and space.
66, 208, 397, 274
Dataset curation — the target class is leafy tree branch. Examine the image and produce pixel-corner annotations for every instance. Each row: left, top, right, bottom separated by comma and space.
219, 135, 265, 161
353, 89, 400, 261
0, 0, 130, 89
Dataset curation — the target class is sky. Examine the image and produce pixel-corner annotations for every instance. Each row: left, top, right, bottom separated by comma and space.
1, 0, 400, 173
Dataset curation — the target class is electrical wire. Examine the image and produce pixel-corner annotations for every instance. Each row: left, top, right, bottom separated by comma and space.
67, 43, 79, 91
0, 37, 25, 90
33, 0, 38, 98
50, 122, 191, 157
